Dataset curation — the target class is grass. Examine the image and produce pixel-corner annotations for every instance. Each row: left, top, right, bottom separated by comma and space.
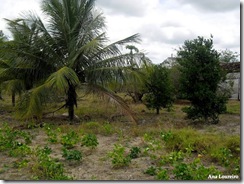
0, 92, 241, 180
226, 100, 240, 114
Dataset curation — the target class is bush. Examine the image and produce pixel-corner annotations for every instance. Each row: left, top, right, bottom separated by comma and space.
177, 36, 228, 123
144, 65, 174, 114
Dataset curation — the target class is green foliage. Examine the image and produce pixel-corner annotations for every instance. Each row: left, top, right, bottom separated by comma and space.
144, 166, 157, 176
108, 144, 131, 168
62, 148, 82, 161
9, 143, 31, 157
160, 130, 173, 142
173, 158, 221, 180
219, 49, 239, 63
0, 123, 32, 153
61, 131, 80, 149
144, 65, 174, 114
156, 169, 169, 180
81, 134, 99, 149
211, 147, 237, 168
160, 150, 184, 164
32, 147, 72, 180
44, 124, 61, 143
101, 123, 114, 135
177, 36, 228, 123
13, 159, 29, 169
129, 146, 141, 159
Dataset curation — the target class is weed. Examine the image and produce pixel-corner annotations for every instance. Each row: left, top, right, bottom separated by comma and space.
144, 166, 157, 176
160, 130, 173, 142
160, 150, 184, 165
156, 169, 169, 180
44, 124, 61, 143
13, 159, 29, 169
81, 134, 99, 149
62, 148, 82, 161
101, 122, 114, 135
31, 147, 72, 180
61, 131, 80, 149
129, 146, 141, 159
173, 158, 221, 180
108, 144, 131, 168
9, 143, 31, 157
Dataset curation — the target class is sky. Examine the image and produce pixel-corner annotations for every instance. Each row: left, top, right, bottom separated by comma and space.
0, 0, 241, 64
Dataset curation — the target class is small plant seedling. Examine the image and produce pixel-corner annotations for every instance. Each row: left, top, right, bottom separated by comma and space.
44, 125, 61, 143
144, 166, 157, 176
108, 144, 131, 168
129, 147, 141, 159
62, 148, 82, 161
32, 146, 72, 180
156, 169, 169, 180
81, 134, 99, 149
61, 131, 79, 149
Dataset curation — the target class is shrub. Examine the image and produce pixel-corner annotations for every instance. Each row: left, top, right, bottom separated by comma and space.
177, 36, 228, 124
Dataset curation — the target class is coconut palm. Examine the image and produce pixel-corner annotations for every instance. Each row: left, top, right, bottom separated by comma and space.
0, 0, 141, 122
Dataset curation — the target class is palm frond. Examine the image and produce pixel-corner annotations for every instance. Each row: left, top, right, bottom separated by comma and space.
15, 84, 49, 119
87, 84, 137, 125
45, 66, 80, 93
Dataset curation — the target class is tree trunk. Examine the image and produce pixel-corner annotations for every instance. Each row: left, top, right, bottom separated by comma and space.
12, 92, 15, 107
67, 85, 77, 121
156, 108, 160, 115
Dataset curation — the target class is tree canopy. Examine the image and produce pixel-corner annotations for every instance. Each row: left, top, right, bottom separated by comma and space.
0, 0, 141, 123
177, 36, 228, 123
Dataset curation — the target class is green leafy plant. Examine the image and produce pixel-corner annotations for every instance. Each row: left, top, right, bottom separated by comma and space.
61, 131, 79, 149
32, 147, 72, 180
9, 143, 31, 157
108, 144, 131, 168
129, 146, 141, 159
144, 166, 157, 176
81, 134, 99, 149
156, 169, 169, 180
160, 150, 184, 165
62, 148, 82, 161
211, 147, 233, 167
173, 158, 221, 180
44, 124, 61, 143
160, 130, 173, 142
102, 123, 114, 135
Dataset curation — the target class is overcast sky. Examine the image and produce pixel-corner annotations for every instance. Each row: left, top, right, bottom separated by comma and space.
0, 0, 241, 63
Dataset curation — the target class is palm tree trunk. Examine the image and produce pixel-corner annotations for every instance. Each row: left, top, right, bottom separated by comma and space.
156, 108, 159, 115
67, 85, 77, 121
12, 92, 15, 107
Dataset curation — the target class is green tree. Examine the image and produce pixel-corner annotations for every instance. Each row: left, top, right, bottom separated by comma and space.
219, 49, 239, 63
177, 36, 228, 124
0, 0, 140, 122
144, 65, 174, 114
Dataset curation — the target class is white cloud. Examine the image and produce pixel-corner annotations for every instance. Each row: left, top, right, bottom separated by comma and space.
0, 0, 241, 63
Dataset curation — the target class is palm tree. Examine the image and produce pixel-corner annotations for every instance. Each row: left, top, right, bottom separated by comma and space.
0, 0, 141, 123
